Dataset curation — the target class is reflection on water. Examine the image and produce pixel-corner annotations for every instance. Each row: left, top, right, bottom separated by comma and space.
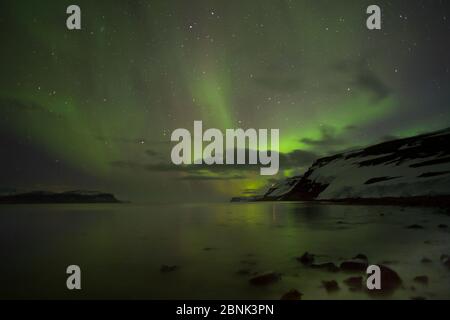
0, 202, 449, 299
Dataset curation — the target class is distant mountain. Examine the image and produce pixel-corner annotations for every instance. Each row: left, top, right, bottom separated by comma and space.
0, 188, 21, 196
0, 190, 121, 204
230, 195, 263, 202
259, 127, 450, 206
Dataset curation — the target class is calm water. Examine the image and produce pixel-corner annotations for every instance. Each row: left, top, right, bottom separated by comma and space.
1, 202, 450, 299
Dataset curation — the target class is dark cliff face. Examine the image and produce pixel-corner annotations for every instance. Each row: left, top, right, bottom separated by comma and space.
0, 191, 121, 204
279, 154, 343, 201
279, 176, 329, 201
261, 127, 450, 202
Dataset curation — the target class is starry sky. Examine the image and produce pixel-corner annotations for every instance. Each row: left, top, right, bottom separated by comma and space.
1, 0, 450, 202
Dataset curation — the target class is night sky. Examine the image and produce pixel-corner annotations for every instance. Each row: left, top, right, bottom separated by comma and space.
1, 0, 450, 202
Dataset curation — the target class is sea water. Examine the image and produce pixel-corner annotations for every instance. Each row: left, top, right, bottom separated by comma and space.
0, 202, 449, 299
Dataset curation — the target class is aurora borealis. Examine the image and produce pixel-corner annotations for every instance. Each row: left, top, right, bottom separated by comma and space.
1, 0, 450, 202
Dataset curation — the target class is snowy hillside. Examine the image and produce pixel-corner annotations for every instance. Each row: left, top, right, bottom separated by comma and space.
263, 128, 450, 202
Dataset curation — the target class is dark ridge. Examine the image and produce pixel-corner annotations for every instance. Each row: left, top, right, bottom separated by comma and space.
314, 154, 343, 167
410, 157, 450, 168
364, 176, 401, 185
230, 195, 262, 202
345, 127, 450, 161
278, 178, 329, 201
264, 177, 299, 198
0, 191, 121, 204
418, 171, 450, 178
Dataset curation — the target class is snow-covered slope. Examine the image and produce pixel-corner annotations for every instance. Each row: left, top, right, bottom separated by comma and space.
263, 128, 450, 201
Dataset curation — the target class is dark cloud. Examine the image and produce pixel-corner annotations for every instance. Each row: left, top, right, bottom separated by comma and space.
300, 126, 346, 147
145, 149, 159, 157
355, 69, 391, 101
96, 135, 171, 146
345, 125, 358, 131
178, 175, 245, 181
0, 98, 58, 117
111, 147, 320, 175
111, 159, 261, 173
336, 58, 391, 101
279, 149, 319, 168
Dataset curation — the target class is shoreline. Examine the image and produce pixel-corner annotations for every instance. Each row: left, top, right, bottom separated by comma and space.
252, 195, 450, 208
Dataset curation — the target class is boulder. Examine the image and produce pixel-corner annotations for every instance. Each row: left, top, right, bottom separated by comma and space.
322, 280, 339, 292
280, 289, 303, 300
421, 257, 432, 263
249, 272, 281, 286
296, 252, 315, 265
378, 265, 402, 292
406, 224, 424, 229
440, 254, 450, 268
352, 254, 368, 261
340, 259, 368, 272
